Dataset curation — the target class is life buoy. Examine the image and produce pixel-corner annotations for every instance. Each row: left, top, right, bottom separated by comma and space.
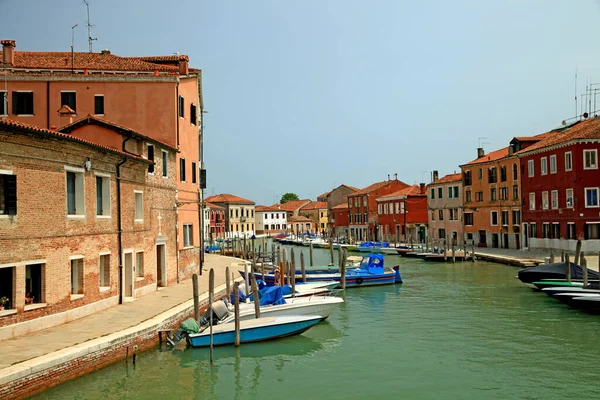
355, 277, 364, 285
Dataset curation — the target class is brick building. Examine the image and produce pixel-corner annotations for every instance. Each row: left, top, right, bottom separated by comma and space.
204, 194, 256, 238
427, 172, 463, 246
376, 184, 428, 243
517, 117, 600, 251
0, 118, 177, 332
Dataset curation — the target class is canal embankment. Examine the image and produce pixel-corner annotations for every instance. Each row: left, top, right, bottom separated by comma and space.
0, 253, 246, 400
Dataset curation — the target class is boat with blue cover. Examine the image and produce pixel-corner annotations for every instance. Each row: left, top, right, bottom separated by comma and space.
240, 254, 402, 287
357, 241, 390, 253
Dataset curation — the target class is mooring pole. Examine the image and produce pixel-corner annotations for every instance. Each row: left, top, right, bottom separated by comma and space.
582, 252, 588, 287
574, 239, 582, 265
300, 251, 307, 282
250, 273, 260, 318
309, 241, 314, 266
209, 268, 214, 362
565, 253, 571, 282
233, 281, 240, 347
192, 273, 200, 323
329, 238, 334, 266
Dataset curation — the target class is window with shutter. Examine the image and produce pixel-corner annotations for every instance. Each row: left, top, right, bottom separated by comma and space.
0, 174, 17, 215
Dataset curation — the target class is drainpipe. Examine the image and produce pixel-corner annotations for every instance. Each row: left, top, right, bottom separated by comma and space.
46, 81, 50, 129
117, 136, 132, 305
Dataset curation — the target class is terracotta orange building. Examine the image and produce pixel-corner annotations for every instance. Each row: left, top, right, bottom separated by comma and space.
376, 184, 428, 243
0, 40, 204, 276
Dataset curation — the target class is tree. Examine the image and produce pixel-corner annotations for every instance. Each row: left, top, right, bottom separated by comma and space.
280, 192, 299, 204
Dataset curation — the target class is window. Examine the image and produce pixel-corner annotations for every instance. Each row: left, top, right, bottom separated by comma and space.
542, 191, 549, 210
363, 212, 367, 222
431, 210, 435, 221
551, 190, 558, 209
585, 223, 600, 240
491, 211, 498, 226
475, 191, 483, 202
585, 188, 599, 207
395, 202, 400, 213
567, 223, 576, 240
488, 167, 497, 183
438, 228, 446, 239
60, 91, 76, 113
136, 252, 144, 278
183, 224, 193, 247
541, 157, 547, 175
400, 202, 405, 214
192, 161, 197, 184
565, 152, 572, 171
0, 172, 17, 215
550, 155, 557, 174
528, 160, 534, 177
513, 185, 519, 200
449, 208, 458, 220
552, 223, 560, 239
12, 91, 34, 115
179, 158, 186, 181
162, 151, 168, 178
542, 223, 550, 239
99, 254, 110, 287
512, 210, 520, 225
448, 186, 453, 198
438, 187, 443, 199
500, 187, 508, 200
363, 196, 367, 206
95, 175, 110, 217
71, 258, 84, 295
190, 103, 197, 125
566, 188, 574, 208
464, 213, 474, 226
134, 191, 143, 221
384, 204, 388, 214
378, 204, 382, 214
512, 163, 518, 180
529, 193, 535, 210
464, 170, 472, 186
147, 144, 154, 174
478, 168, 483, 180
501, 210, 509, 226
530, 223, 537, 238
178, 95, 184, 118
500, 166, 507, 182
94, 95, 104, 115
453, 186, 459, 198
584, 149, 598, 169
430, 188, 435, 199
438, 209, 444, 220
0, 90, 7, 116
66, 168, 85, 216
25, 263, 43, 305
465, 190, 472, 203
490, 188, 497, 201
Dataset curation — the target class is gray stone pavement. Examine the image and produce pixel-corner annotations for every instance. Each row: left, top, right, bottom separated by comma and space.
0, 253, 245, 370
473, 247, 600, 271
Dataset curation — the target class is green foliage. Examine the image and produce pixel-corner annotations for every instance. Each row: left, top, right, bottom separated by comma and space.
280, 192, 299, 204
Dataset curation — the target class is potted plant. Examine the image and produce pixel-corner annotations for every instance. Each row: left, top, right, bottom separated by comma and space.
25, 293, 34, 305
0, 296, 8, 311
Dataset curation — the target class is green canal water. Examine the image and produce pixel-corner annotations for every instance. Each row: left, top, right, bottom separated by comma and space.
32, 246, 600, 400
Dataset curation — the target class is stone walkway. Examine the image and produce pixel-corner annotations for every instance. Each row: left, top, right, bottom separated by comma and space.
473, 247, 600, 271
0, 253, 246, 371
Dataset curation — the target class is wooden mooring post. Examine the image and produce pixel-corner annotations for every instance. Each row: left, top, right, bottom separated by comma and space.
225, 266, 231, 297
574, 239, 582, 265
250, 273, 260, 318
549, 252, 555, 263
565, 253, 571, 282
209, 268, 215, 362
300, 251, 307, 282
291, 258, 296, 297
582, 252, 588, 287
309, 242, 314, 266
233, 281, 241, 347
329, 238, 334, 266
340, 248, 347, 290
192, 273, 200, 322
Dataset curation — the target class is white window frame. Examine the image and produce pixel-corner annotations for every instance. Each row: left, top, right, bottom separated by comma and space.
65, 166, 85, 218
94, 94, 104, 116
584, 149, 598, 170
541, 157, 548, 176
501, 210, 509, 226
378, 204, 382, 214
551, 190, 558, 210
69, 255, 85, 299
490, 210, 498, 226
183, 223, 193, 248
565, 151, 572, 171
529, 192, 535, 211
135, 251, 144, 279
98, 252, 111, 291
94, 172, 111, 218
395, 202, 400, 214
134, 190, 144, 222
60, 90, 77, 114
384, 203, 388, 215
566, 188, 574, 208
528, 159, 534, 177
585, 187, 599, 208
542, 191, 549, 210
550, 155, 557, 174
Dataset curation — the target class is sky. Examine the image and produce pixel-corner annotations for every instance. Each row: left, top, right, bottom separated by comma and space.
2, 0, 600, 205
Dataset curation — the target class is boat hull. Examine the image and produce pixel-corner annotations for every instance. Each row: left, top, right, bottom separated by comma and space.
187, 316, 322, 347
241, 268, 402, 287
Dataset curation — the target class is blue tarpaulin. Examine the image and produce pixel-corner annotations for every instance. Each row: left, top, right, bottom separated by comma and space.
230, 285, 288, 306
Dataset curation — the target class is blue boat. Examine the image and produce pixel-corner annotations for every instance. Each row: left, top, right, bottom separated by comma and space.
357, 241, 390, 253
240, 254, 402, 288
186, 315, 323, 347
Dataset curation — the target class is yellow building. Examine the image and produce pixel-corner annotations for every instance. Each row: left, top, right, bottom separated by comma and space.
299, 201, 329, 235
204, 194, 256, 238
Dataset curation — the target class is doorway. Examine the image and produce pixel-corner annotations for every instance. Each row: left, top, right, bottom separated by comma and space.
478, 230, 487, 247
492, 234, 499, 248
156, 244, 166, 287
523, 224, 528, 248
123, 252, 133, 298
503, 233, 509, 249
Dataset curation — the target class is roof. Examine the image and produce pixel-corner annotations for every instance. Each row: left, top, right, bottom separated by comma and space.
0, 118, 149, 162
431, 173, 462, 185
378, 185, 425, 200
516, 118, 600, 155
317, 191, 330, 199
4, 51, 181, 74
205, 202, 224, 210
287, 216, 313, 223
464, 147, 510, 166
331, 203, 349, 210
300, 201, 328, 211
255, 205, 283, 212
274, 199, 311, 212
59, 115, 178, 151
204, 194, 255, 205
351, 179, 406, 196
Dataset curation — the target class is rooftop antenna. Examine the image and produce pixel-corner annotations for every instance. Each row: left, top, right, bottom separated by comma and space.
575, 68, 578, 118
83, 0, 97, 53
71, 24, 78, 73
477, 137, 488, 148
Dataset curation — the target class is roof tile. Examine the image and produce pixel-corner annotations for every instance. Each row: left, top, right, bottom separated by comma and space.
205, 194, 255, 205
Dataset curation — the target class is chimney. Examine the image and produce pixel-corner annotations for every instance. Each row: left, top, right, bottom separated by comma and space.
433, 170, 439, 182
477, 147, 485, 158
419, 183, 426, 195
101, 49, 111, 55
508, 145, 514, 156
178, 59, 189, 75
387, 174, 390, 181
1, 40, 16, 65
57, 105, 75, 127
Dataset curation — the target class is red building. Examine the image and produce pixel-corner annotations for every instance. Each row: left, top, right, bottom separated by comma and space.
347, 178, 409, 241
330, 203, 350, 238
206, 202, 225, 238
376, 184, 428, 243
517, 117, 600, 252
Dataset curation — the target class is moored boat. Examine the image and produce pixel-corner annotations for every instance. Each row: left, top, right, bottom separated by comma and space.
517, 262, 599, 284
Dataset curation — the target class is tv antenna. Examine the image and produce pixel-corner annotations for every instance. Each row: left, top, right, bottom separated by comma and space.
83, 0, 97, 53
71, 24, 78, 72
477, 137, 488, 148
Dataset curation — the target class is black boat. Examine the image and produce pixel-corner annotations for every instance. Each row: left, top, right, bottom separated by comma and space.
517, 262, 599, 284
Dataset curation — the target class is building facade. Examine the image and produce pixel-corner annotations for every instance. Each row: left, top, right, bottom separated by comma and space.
204, 194, 256, 238
427, 172, 463, 246
206, 202, 225, 239
287, 216, 312, 235
376, 184, 428, 243
330, 204, 350, 238
255, 205, 287, 235
299, 201, 328, 235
